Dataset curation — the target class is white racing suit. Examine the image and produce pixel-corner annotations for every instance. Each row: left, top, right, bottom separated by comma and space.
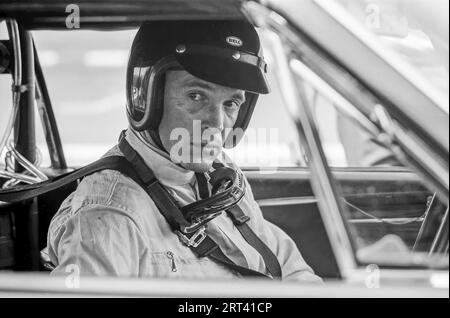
47, 128, 321, 282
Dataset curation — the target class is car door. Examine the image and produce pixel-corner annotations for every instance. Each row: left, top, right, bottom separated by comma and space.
241, 0, 448, 280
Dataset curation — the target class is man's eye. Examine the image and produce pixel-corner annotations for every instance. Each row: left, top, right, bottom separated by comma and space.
224, 100, 242, 109
189, 93, 205, 102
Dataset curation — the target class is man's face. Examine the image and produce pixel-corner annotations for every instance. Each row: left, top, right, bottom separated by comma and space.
158, 70, 246, 172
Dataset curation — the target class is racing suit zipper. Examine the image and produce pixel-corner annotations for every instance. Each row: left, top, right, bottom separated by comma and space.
166, 251, 177, 272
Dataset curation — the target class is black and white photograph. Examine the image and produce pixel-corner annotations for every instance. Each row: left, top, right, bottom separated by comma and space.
0, 0, 448, 301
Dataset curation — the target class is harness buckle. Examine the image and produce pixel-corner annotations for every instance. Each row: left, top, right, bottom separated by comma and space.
183, 211, 223, 234
176, 226, 207, 248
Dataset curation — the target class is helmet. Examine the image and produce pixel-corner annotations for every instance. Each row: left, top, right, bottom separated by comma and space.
126, 19, 270, 148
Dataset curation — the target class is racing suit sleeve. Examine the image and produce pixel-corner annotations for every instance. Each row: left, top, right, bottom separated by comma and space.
48, 204, 148, 278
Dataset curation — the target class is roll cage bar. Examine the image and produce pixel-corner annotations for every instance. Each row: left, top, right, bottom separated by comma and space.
0, 19, 67, 270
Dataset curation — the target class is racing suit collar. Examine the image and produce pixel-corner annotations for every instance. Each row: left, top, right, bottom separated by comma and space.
124, 128, 196, 187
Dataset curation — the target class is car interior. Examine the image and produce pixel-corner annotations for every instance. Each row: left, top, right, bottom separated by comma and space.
1, 158, 444, 278
0, 9, 448, 281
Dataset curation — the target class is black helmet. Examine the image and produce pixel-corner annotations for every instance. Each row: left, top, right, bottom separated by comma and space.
126, 19, 270, 148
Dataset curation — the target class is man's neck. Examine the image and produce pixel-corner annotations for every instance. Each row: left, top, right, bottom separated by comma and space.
126, 128, 196, 187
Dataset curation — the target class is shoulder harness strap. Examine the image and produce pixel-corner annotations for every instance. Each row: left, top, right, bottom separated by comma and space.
118, 136, 279, 279
0, 138, 281, 279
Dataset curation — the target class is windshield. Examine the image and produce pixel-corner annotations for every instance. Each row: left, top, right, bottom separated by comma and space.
334, 0, 449, 111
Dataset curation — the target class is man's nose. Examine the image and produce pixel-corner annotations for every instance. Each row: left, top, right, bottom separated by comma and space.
203, 104, 224, 131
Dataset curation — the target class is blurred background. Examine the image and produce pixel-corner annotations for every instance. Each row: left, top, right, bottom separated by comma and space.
0, 0, 448, 169
0, 26, 305, 168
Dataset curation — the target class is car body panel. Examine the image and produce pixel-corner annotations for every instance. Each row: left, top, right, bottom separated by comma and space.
0, 271, 448, 297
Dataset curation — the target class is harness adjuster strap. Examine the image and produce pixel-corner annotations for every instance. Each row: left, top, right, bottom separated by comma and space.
226, 208, 251, 225
230, 214, 250, 225
195, 239, 220, 258
226, 206, 282, 279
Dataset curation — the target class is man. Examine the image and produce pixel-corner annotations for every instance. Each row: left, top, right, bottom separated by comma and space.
47, 20, 321, 282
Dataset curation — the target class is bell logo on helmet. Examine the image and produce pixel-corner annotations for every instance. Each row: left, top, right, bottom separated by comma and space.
226, 36, 243, 47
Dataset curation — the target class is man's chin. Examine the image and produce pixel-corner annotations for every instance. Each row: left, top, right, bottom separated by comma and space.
180, 162, 213, 173
170, 145, 223, 172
